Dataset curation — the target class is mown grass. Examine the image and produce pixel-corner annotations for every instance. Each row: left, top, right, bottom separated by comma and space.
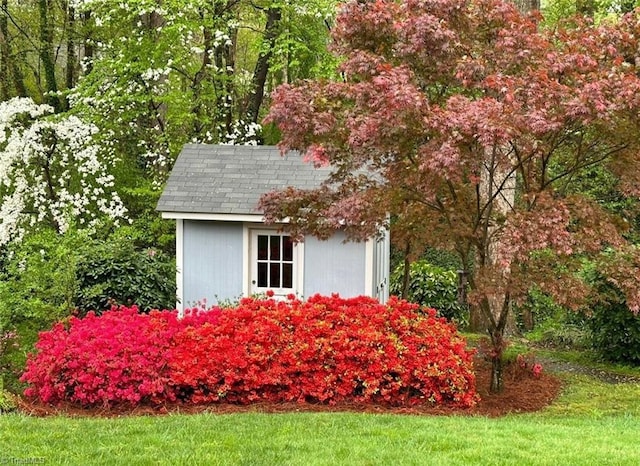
2, 373, 640, 466
2, 409, 640, 465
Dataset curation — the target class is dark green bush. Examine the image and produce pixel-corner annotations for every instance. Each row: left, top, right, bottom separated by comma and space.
589, 281, 640, 365
75, 237, 176, 314
390, 260, 467, 326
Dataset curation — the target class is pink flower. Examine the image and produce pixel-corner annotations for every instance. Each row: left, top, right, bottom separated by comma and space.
532, 363, 543, 378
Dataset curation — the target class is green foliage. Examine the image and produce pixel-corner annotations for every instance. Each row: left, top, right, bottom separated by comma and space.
519, 288, 590, 349
0, 387, 17, 413
542, 0, 639, 27
0, 229, 82, 391
75, 236, 176, 314
420, 248, 464, 271
390, 260, 467, 326
0, 229, 80, 324
115, 183, 175, 254
589, 281, 640, 365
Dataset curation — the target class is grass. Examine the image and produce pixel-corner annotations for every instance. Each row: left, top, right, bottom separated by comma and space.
2, 409, 640, 465
2, 374, 640, 465
537, 346, 640, 377
3, 341, 640, 465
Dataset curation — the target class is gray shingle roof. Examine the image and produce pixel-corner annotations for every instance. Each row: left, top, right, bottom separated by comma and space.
156, 144, 332, 215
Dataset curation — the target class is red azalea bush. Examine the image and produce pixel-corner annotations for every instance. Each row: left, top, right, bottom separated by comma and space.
169, 294, 478, 407
21, 295, 478, 408
20, 306, 179, 406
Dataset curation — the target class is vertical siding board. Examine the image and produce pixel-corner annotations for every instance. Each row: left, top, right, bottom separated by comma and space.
182, 220, 244, 306
303, 231, 367, 297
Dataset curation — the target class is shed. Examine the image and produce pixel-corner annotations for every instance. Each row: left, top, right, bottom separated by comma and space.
156, 144, 390, 311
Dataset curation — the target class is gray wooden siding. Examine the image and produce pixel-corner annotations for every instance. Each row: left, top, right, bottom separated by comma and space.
182, 220, 243, 306
303, 232, 366, 297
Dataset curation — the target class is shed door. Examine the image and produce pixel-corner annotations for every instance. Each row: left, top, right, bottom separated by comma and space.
250, 230, 299, 297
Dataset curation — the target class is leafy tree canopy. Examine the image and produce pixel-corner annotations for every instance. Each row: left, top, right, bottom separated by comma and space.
260, 0, 640, 391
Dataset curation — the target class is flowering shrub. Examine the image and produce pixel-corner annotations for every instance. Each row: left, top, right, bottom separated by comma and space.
169, 294, 478, 407
21, 295, 478, 408
516, 354, 544, 379
20, 306, 179, 406
0, 97, 126, 246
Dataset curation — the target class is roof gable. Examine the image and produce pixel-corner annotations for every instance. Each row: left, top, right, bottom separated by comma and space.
156, 144, 331, 215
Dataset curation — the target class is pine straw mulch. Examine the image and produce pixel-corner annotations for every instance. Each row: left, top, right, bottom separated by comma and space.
16, 357, 563, 419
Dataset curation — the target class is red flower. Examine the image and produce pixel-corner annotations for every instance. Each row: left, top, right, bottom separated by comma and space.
21, 295, 478, 408
532, 363, 543, 378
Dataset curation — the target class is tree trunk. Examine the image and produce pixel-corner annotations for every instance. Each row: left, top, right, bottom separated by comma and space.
246, 7, 281, 123
474, 141, 517, 392
1, 0, 26, 98
82, 11, 93, 74
0, 0, 9, 100
38, 0, 61, 112
512, 0, 540, 12
65, 4, 76, 94
191, 14, 213, 136
490, 352, 503, 393
482, 294, 511, 393
479, 0, 542, 391
213, 2, 237, 138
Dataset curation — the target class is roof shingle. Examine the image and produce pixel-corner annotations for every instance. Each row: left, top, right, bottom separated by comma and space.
156, 144, 331, 215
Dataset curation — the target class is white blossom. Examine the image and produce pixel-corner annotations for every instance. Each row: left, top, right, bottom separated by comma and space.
0, 97, 127, 246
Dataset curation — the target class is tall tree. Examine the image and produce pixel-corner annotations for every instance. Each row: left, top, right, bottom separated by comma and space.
246, 5, 282, 124
260, 0, 640, 392
37, 0, 61, 112
67, 0, 338, 182
0, 0, 26, 99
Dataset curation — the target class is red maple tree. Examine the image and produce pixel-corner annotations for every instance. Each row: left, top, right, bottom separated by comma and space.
260, 0, 640, 392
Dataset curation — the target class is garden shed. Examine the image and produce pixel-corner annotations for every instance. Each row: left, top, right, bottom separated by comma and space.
157, 144, 390, 312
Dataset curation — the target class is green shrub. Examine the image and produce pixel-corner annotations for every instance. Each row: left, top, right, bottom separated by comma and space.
0, 388, 17, 413
390, 260, 467, 326
589, 281, 640, 365
75, 236, 176, 314
0, 230, 80, 391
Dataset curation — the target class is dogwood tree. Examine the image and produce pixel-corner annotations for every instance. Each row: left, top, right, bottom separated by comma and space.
260, 0, 640, 391
0, 97, 127, 245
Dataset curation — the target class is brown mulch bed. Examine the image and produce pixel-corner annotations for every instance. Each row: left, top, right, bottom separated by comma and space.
16, 357, 563, 418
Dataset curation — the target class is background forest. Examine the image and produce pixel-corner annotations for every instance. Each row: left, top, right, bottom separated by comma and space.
1, 0, 640, 395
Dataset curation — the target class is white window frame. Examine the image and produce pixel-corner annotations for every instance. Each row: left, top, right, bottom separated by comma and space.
243, 225, 304, 298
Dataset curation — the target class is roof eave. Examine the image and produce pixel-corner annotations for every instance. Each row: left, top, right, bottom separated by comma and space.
160, 211, 291, 223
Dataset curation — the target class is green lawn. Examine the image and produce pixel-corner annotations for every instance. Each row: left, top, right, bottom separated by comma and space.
2, 374, 640, 465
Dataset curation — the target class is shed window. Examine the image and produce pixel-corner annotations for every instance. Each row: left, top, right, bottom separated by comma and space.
254, 233, 294, 289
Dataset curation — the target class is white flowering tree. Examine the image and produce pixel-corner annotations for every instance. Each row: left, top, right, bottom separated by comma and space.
0, 97, 127, 246
63, 0, 338, 185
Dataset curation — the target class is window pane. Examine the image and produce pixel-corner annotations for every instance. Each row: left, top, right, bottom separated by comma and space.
283, 236, 293, 262
270, 263, 280, 288
258, 263, 268, 287
270, 235, 280, 260
258, 235, 268, 260
283, 263, 293, 288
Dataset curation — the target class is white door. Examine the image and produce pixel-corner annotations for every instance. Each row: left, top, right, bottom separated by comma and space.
250, 230, 300, 297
